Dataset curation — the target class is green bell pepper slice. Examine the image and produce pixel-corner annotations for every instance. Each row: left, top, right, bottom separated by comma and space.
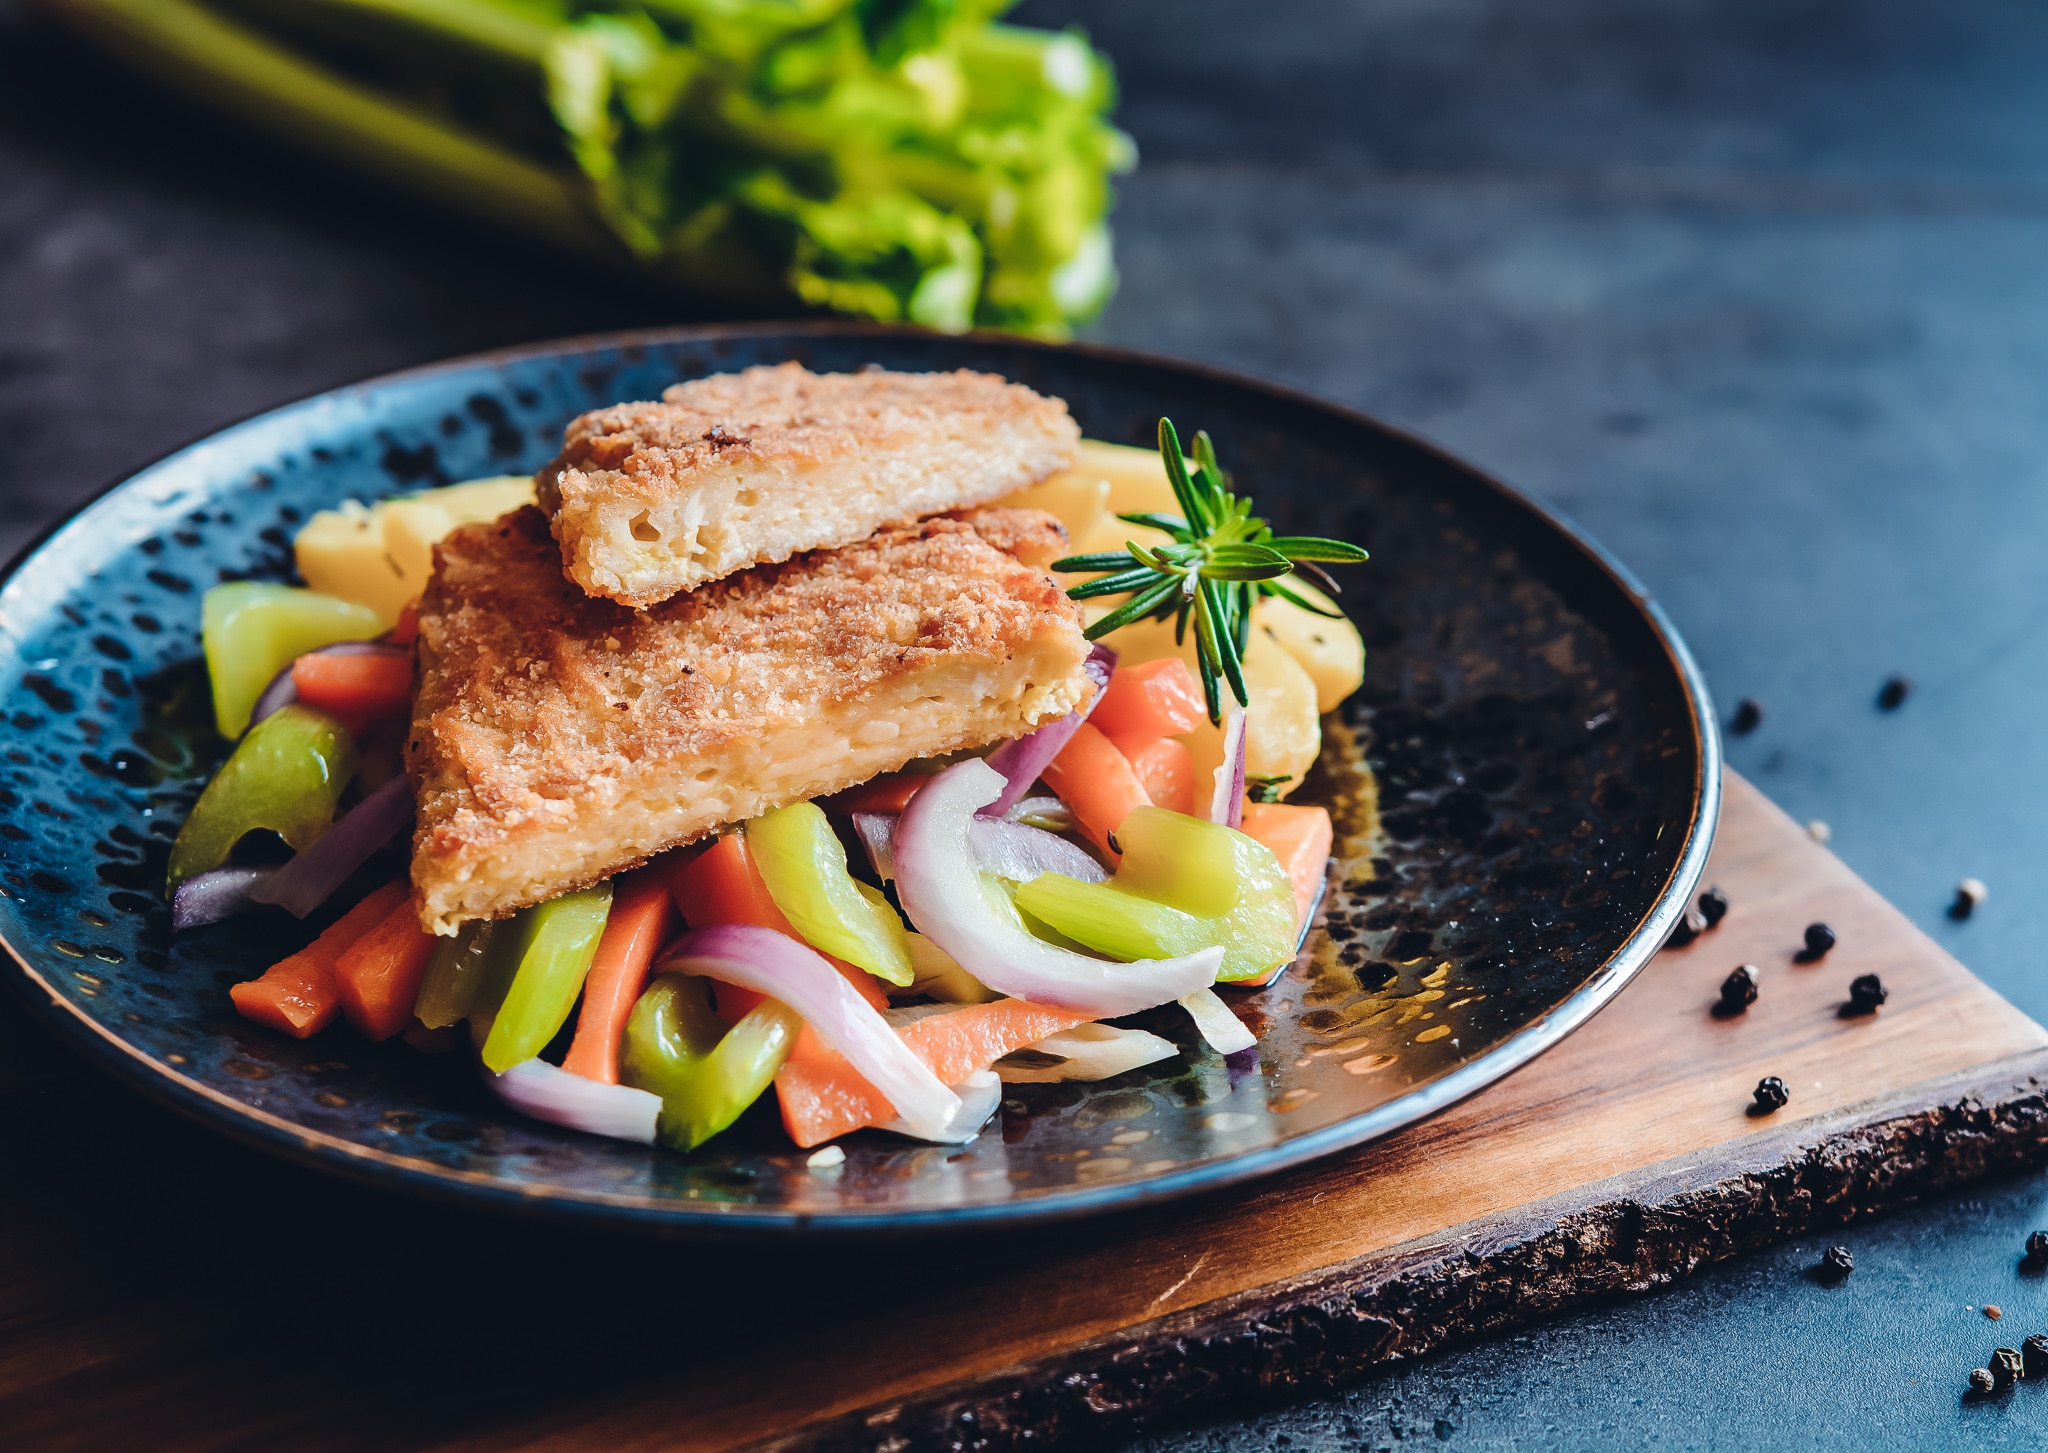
202, 580, 385, 738
1013, 807, 1298, 982
165, 704, 357, 891
478, 886, 613, 1073
747, 801, 913, 985
620, 974, 802, 1152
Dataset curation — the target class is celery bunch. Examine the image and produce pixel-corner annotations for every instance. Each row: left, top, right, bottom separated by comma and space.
49, 0, 1134, 336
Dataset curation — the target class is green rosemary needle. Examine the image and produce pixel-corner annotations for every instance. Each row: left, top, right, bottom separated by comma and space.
1051, 417, 1369, 722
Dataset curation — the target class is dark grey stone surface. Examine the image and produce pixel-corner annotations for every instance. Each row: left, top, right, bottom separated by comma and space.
8, 0, 2048, 1444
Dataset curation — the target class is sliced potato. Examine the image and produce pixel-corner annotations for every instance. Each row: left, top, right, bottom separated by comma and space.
294, 475, 535, 624
993, 469, 1109, 542
1252, 579, 1364, 713
1075, 437, 1189, 520
1178, 633, 1321, 802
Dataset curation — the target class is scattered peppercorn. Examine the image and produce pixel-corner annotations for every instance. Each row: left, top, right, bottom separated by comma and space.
1753, 1075, 1789, 1112
1719, 964, 1760, 1012
2024, 1335, 2048, 1379
1698, 885, 1730, 927
1819, 1245, 1853, 1280
1847, 973, 1888, 1014
1987, 1304, 2004, 1320
1730, 698, 1764, 735
1969, 1367, 1997, 1395
1666, 906, 1708, 949
2027, 1230, 2048, 1264
1992, 1347, 2024, 1387
1951, 878, 1987, 920
1802, 922, 1837, 959
1807, 819, 1832, 843
1877, 676, 1912, 711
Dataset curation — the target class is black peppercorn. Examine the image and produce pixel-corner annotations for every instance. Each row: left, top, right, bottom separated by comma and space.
2024, 1335, 2048, 1379
1698, 885, 1730, 927
1819, 1245, 1853, 1280
1802, 922, 1837, 958
1951, 878, 1987, 920
2028, 1230, 2048, 1264
1877, 675, 1911, 711
1969, 1366, 1997, 1395
1730, 697, 1764, 735
1992, 1347, 2025, 1388
1666, 905, 1708, 949
1847, 973, 1888, 1014
1719, 964, 1760, 1012
1753, 1075, 1789, 1112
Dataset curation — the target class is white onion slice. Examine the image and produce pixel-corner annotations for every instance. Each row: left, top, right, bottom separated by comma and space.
996, 1023, 1179, 1083
893, 758, 1223, 1016
656, 924, 961, 1141
877, 1069, 1002, 1143
485, 1059, 661, 1144
1180, 986, 1258, 1055
855, 812, 1106, 887
1209, 701, 1248, 829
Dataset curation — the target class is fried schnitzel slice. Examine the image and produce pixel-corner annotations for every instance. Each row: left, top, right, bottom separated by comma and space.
537, 362, 1079, 608
407, 505, 1091, 933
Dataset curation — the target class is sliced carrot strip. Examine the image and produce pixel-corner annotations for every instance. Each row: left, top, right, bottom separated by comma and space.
333, 894, 440, 1041
387, 601, 420, 647
229, 880, 408, 1039
292, 652, 414, 734
1039, 720, 1151, 859
1088, 657, 1207, 739
776, 1000, 1094, 1148
816, 772, 926, 815
1233, 803, 1335, 989
560, 869, 678, 1085
1111, 733, 1196, 816
670, 833, 889, 1019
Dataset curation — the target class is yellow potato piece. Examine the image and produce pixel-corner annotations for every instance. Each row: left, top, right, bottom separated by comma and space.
1075, 438, 1188, 519
294, 475, 535, 624
1252, 579, 1364, 713
993, 470, 1109, 542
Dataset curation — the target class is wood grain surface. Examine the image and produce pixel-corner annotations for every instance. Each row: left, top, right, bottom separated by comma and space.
4, 771, 2044, 1452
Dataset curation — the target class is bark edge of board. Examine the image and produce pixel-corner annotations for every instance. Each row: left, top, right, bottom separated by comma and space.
754, 1049, 2048, 1453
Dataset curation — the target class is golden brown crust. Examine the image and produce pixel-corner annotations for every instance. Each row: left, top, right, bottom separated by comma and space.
407, 506, 1090, 932
538, 363, 1080, 607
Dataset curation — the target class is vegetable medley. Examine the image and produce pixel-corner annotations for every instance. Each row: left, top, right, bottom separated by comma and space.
169, 428, 1368, 1154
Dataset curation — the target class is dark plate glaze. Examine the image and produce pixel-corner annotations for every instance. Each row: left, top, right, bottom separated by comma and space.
0, 324, 1717, 1235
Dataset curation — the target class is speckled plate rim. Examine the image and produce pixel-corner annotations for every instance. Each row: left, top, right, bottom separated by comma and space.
0, 322, 1722, 1236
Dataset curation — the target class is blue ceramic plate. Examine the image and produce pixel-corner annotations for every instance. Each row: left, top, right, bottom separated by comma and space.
0, 324, 1717, 1234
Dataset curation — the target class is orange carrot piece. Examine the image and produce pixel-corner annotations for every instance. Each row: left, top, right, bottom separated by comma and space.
1111, 733, 1196, 816
816, 772, 926, 815
333, 894, 440, 1041
292, 652, 414, 734
776, 1000, 1094, 1147
387, 601, 420, 646
1089, 657, 1207, 739
229, 880, 408, 1038
670, 834, 889, 1019
560, 869, 678, 1084
1240, 802, 1335, 921
1039, 720, 1151, 858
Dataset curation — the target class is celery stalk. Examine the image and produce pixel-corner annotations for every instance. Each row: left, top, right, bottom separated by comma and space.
412, 920, 494, 1028
747, 804, 913, 986
479, 885, 613, 1072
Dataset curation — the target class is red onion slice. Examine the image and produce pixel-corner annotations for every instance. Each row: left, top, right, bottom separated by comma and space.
856, 811, 1106, 887
876, 1068, 1001, 1143
1208, 702, 1248, 829
981, 644, 1116, 817
893, 759, 1223, 1016
486, 1058, 660, 1144
1179, 987, 1258, 1055
171, 865, 278, 931
250, 640, 414, 729
1003, 795, 1073, 831
996, 1024, 1178, 1083
656, 924, 960, 1141
249, 775, 413, 917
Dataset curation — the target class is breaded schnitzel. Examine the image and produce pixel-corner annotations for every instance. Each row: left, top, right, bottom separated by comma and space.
407, 505, 1091, 933
537, 362, 1079, 608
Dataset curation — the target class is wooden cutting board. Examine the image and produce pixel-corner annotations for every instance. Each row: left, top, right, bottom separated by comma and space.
6, 771, 2047, 1452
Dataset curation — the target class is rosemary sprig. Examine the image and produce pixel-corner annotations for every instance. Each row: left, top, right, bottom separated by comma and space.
1052, 418, 1369, 722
